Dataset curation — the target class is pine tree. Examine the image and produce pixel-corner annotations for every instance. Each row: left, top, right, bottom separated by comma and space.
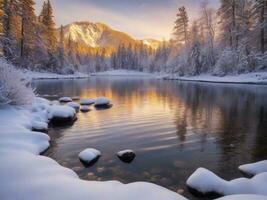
189, 21, 201, 75
40, 0, 57, 55
38, 1, 47, 23
19, 0, 36, 63
2, 0, 20, 61
173, 6, 189, 47
218, 0, 241, 49
58, 25, 65, 67
0, 0, 4, 56
252, 0, 267, 53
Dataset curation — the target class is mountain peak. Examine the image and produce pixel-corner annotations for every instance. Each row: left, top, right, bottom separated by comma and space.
61, 21, 161, 50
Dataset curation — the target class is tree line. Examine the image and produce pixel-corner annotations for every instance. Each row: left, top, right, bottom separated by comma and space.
0, 0, 266, 76
0, 0, 68, 72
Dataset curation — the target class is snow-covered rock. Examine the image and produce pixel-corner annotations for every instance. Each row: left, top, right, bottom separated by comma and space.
94, 97, 112, 109
66, 102, 80, 111
80, 106, 90, 113
186, 168, 267, 197
117, 150, 136, 163
80, 98, 95, 105
239, 161, 267, 176
79, 148, 101, 166
48, 105, 76, 125
59, 97, 73, 103
31, 120, 48, 132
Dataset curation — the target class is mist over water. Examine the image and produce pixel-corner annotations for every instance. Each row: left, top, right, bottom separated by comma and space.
35, 77, 267, 199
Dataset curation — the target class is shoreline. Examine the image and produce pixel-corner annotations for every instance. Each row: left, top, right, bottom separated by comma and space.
163, 72, 267, 86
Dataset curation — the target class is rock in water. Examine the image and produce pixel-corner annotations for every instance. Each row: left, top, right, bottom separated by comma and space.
117, 150, 136, 163
79, 148, 101, 167
80, 106, 90, 113
80, 98, 95, 105
66, 102, 80, 112
59, 97, 73, 103
94, 97, 112, 109
72, 96, 80, 101
48, 105, 77, 126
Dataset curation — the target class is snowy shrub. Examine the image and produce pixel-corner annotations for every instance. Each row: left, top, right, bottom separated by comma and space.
213, 49, 238, 76
0, 59, 35, 105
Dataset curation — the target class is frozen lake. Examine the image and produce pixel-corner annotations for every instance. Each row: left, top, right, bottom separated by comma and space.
34, 77, 267, 199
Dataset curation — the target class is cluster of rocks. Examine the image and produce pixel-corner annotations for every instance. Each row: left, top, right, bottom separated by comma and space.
59, 96, 113, 114
79, 149, 136, 167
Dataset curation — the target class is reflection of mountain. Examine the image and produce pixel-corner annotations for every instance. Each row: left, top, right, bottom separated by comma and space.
60, 22, 162, 55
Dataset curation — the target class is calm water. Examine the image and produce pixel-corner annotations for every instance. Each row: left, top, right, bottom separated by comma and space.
34, 77, 267, 200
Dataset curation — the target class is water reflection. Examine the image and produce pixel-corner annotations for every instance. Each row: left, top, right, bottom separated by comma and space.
35, 78, 267, 200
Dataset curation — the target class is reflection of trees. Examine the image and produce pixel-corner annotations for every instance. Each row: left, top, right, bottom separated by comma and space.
167, 82, 267, 178
252, 106, 267, 160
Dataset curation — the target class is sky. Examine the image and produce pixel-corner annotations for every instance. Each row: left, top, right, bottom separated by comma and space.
35, 0, 220, 40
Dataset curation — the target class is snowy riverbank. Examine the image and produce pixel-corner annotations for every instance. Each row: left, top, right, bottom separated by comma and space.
164, 72, 267, 85
92, 69, 155, 77
23, 70, 91, 80
0, 98, 267, 200
0, 98, 185, 200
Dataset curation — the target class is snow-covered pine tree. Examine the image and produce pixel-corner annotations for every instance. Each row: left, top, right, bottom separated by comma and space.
42, 0, 57, 53
188, 21, 201, 75
173, 6, 189, 47
19, 0, 36, 65
39, 0, 57, 70
0, 0, 4, 56
200, 0, 216, 68
252, 0, 267, 53
218, 0, 241, 50
58, 25, 65, 68
2, 0, 20, 61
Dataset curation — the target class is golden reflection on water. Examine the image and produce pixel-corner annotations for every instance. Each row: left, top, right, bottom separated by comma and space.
38, 78, 267, 199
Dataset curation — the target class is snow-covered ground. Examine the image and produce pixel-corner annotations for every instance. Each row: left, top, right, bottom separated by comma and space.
1, 98, 267, 200
93, 69, 155, 77
165, 72, 267, 85
187, 168, 267, 196
0, 98, 186, 200
23, 70, 90, 80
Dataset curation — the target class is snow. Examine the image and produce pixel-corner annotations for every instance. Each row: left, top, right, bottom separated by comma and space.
1, 99, 266, 200
216, 195, 267, 200
165, 72, 267, 85
80, 106, 90, 112
59, 97, 73, 103
186, 168, 267, 196
95, 97, 110, 106
79, 148, 101, 163
117, 150, 135, 157
93, 70, 155, 77
80, 98, 95, 105
239, 161, 267, 176
0, 98, 188, 200
66, 102, 80, 110
31, 120, 48, 132
47, 105, 76, 119
23, 70, 90, 80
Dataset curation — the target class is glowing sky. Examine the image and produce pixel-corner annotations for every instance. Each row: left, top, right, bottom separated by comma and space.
35, 0, 220, 40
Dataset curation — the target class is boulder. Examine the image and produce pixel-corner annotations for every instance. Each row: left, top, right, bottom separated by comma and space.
80, 106, 91, 113
79, 148, 101, 167
80, 98, 95, 106
117, 150, 136, 163
59, 97, 73, 103
94, 97, 112, 109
